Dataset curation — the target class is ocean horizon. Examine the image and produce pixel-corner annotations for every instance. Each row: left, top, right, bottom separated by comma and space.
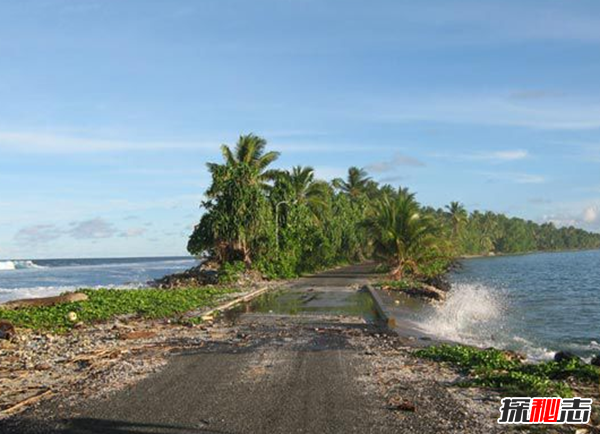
0, 256, 199, 303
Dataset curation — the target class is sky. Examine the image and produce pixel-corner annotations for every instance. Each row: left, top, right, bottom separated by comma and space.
1, 0, 600, 259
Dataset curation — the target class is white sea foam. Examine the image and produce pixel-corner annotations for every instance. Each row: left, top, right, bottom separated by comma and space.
0, 260, 45, 271
0, 283, 146, 303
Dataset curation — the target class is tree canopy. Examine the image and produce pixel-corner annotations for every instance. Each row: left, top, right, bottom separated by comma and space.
189, 135, 600, 279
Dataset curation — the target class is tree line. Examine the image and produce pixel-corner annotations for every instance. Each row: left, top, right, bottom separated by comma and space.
188, 134, 600, 280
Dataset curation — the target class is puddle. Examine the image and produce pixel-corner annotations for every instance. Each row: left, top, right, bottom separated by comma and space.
226, 288, 378, 321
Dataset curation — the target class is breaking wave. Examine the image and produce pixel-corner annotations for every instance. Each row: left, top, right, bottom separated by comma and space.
417, 282, 564, 361
0, 260, 45, 271
0, 283, 146, 303
420, 282, 505, 345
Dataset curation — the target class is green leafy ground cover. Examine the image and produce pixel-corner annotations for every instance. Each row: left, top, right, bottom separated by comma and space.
415, 344, 600, 397
0, 286, 236, 332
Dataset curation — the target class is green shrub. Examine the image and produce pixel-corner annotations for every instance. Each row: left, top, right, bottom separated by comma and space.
418, 258, 451, 279
218, 261, 247, 284
256, 256, 298, 280
415, 344, 600, 397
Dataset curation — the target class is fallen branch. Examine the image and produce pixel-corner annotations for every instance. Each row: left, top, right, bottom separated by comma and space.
69, 349, 121, 363
188, 286, 271, 321
1, 389, 53, 415
1, 293, 88, 310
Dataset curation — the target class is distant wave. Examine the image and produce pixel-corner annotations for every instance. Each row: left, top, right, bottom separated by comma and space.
0, 257, 196, 271
0, 260, 45, 271
0, 283, 146, 303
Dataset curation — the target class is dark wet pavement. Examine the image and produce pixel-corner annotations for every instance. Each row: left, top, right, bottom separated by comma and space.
228, 263, 379, 322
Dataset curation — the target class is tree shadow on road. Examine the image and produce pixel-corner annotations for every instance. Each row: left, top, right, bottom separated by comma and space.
1, 417, 235, 434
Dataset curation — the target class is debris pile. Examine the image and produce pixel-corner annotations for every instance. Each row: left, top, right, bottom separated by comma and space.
0, 318, 235, 418
152, 264, 220, 289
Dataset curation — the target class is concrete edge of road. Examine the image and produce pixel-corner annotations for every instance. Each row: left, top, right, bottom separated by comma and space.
194, 286, 272, 321
364, 285, 397, 329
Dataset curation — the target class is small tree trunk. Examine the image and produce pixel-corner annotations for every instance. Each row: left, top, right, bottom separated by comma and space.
389, 261, 404, 280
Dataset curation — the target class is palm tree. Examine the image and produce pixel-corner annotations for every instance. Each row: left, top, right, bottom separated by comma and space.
201, 134, 280, 265
364, 188, 443, 279
270, 166, 332, 244
479, 211, 499, 253
206, 134, 280, 196
284, 166, 330, 216
332, 167, 371, 198
445, 201, 468, 240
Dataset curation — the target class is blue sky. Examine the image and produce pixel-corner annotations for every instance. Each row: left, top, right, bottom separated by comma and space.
1, 0, 600, 259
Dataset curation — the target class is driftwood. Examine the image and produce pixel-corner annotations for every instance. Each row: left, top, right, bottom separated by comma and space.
0, 320, 16, 340
404, 284, 446, 301
69, 349, 122, 363
0, 292, 88, 310
381, 283, 446, 301
1, 389, 53, 415
190, 286, 270, 321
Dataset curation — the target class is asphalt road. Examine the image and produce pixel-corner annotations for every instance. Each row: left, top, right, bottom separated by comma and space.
2, 264, 412, 434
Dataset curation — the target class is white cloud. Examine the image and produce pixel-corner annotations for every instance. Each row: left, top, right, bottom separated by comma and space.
367, 153, 425, 173
118, 227, 147, 238
583, 206, 598, 223
0, 131, 216, 154
312, 166, 348, 181
67, 218, 118, 239
433, 149, 529, 163
479, 171, 546, 184
512, 174, 545, 184
539, 200, 600, 232
469, 150, 529, 162
14, 218, 154, 244
0, 131, 398, 156
15, 224, 63, 244
365, 93, 600, 130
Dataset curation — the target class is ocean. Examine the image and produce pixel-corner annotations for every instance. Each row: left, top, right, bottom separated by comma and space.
385, 249, 600, 361
0, 256, 199, 303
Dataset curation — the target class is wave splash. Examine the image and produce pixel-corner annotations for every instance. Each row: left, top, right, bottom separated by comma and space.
0, 260, 45, 271
419, 282, 505, 346
417, 282, 560, 361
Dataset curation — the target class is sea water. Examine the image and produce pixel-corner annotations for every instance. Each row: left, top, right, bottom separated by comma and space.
0, 256, 198, 303
416, 250, 600, 360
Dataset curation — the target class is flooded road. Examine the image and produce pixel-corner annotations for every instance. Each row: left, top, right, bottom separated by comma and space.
228, 262, 379, 322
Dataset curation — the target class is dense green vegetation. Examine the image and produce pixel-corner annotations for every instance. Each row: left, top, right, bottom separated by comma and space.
415, 344, 600, 397
0, 287, 235, 332
428, 202, 600, 256
188, 134, 600, 279
188, 134, 373, 279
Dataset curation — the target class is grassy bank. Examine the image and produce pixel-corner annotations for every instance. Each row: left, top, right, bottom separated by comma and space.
0, 286, 236, 332
416, 344, 600, 397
